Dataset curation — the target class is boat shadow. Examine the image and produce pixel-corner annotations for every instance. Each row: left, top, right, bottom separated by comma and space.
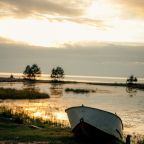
73, 137, 123, 144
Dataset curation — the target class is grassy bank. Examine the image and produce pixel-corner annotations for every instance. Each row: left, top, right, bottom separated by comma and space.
0, 106, 144, 144
0, 106, 72, 143
0, 87, 49, 99
0, 120, 75, 144
0, 106, 85, 144
0, 121, 144, 144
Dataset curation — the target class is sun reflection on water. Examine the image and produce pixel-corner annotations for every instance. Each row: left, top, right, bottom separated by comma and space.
53, 112, 68, 120
33, 111, 43, 117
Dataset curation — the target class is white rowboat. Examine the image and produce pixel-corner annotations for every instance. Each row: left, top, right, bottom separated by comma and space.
65, 105, 123, 143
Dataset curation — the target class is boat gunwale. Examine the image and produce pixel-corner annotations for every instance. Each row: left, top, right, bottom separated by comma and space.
65, 105, 123, 128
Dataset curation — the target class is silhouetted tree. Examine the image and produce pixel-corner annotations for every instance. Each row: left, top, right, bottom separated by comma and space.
10, 74, 14, 79
50, 66, 64, 81
23, 64, 41, 80
23, 65, 31, 79
126, 75, 137, 85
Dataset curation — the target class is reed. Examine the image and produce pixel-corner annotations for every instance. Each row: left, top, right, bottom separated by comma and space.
0, 105, 65, 128
0, 107, 73, 143
0, 106, 33, 124
131, 134, 144, 144
0, 87, 49, 99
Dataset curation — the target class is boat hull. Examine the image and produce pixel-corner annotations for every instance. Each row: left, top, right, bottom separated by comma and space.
65, 105, 123, 142
73, 121, 120, 143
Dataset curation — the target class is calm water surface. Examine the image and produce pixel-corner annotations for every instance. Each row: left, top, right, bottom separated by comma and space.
0, 82, 144, 135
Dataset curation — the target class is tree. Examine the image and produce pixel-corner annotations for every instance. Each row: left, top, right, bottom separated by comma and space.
50, 66, 64, 81
23, 64, 41, 80
10, 74, 14, 79
31, 64, 41, 79
126, 75, 138, 85
23, 65, 31, 79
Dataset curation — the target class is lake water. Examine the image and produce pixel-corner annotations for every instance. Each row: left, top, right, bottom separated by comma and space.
0, 82, 144, 136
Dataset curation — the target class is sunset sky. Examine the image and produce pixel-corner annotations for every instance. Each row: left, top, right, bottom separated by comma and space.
0, 0, 144, 77
0, 0, 144, 47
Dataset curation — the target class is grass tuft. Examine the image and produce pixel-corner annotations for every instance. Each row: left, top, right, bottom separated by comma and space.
65, 88, 95, 94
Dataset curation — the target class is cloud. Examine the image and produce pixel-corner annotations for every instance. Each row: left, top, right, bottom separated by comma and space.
44, 16, 105, 27
0, 0, 91, 18
0, 0, 105, 27
0, 37, 15, 44
0, 38, 144, 77
71, 17, 104, 27
111, 0, 144, 18
0, 37, 44, 50
61, 40, 144, 50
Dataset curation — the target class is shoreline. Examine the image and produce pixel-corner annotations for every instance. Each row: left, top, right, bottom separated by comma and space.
0, 76, 126, 85
0, 77, 144, 90
0, 115, 144, 144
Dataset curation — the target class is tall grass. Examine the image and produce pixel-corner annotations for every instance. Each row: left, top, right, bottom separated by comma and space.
130, 134, 144, 144
0, 106, 66, 128
0, 87, 49, 99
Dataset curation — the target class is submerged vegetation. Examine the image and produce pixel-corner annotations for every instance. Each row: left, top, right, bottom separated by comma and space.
65, 88, 95, 94
0, 87, 49, 99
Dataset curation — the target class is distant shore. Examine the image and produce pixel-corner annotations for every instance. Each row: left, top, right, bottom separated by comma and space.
0, 76, 126, 86
0, 77, 144, 90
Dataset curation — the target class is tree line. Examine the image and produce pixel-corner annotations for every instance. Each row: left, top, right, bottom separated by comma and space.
23, 64, 64, 81
22, 64, 139, 84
